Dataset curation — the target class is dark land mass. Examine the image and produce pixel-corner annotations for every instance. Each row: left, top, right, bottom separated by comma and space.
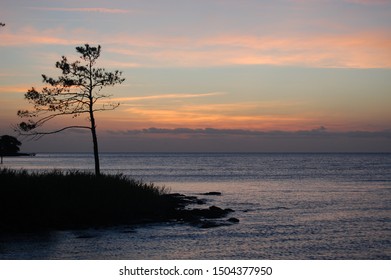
1, 152, 36, 157
0, 169, 238, 232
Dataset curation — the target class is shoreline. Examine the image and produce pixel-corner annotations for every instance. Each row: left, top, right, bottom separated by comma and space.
0, 169, 238, 232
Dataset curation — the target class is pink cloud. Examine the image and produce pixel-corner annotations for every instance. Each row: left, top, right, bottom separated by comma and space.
28, 7, 131, 14
0, 26, 86, 46
2, 26, 391, 68
345, 0, 391, 4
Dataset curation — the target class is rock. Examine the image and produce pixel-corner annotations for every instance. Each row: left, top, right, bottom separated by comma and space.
201, 192, 222, 196
176, 205, 229, 220
162, 192, 238, 228
208, 206, 226, 218
227, 217, 240, 223
196, 199, 206, 205
166, 193, 185, 197
209, 205, 224, 212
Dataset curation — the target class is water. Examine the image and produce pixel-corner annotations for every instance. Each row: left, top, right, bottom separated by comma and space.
1, 153, 390, 259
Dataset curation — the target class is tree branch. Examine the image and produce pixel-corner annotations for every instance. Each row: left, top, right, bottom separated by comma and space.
16, 125, 91, 140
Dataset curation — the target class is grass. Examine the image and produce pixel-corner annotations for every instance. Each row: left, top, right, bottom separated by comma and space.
0, 169, 176, 231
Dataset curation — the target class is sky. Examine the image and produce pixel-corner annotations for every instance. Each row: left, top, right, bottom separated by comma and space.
1, 0, 391, 152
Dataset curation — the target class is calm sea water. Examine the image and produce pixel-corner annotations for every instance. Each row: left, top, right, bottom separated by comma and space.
1, 153, 390, 259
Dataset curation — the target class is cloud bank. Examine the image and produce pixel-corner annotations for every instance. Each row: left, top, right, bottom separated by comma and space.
110, 127, 391, 139
19, 126, 391, 153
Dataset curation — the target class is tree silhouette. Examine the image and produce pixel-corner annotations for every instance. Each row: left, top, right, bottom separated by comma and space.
0, 135, 22, 164
16, 44, 125, 175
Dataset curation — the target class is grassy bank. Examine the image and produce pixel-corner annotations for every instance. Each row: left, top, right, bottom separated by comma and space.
0, 169, 176, 231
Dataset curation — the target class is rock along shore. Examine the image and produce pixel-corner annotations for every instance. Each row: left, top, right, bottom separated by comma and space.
163, 193, 239, 228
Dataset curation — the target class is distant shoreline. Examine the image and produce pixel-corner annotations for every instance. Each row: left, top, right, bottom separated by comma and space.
10, 151, 391, 155
0, 152, 36, 157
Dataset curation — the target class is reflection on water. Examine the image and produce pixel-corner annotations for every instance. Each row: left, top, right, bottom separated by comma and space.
0, 231, 58, 259
1, 153, 390, 259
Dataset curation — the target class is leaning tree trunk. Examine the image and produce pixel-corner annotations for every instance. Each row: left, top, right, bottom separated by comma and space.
88, 81, 100, 176
88, 59, 101, 176
90, 115, 101, 176
91, 127, 100, 176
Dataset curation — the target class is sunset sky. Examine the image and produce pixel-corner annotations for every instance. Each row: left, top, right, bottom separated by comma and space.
1, 0, 390, 152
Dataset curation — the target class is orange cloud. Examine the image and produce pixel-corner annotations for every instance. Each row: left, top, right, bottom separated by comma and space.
199, 33, 391, 68
117, 101, 313, 132
107, 32, 391, 68
110, 92, 225, 103
0, 85, 29, 94
101, 96, 391, 132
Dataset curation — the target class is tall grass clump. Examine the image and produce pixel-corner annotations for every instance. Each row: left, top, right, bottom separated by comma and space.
0, 169, 172, 231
